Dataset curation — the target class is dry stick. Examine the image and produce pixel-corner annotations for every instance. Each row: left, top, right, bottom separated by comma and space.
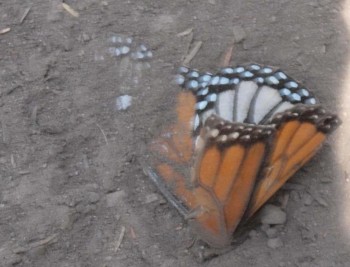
114, 226, 126, 252
181, 31, 193, 63
62, 3, 79, 17
13, 234, 59, 253
10, 154, 16, 168
182, 41, 203, 66
20, 7, 31, 24
0, 28, 10, 34
220, 44, 234, 67
129, 227, 136, 239
1, 120, 7, 144
96, 124, 108, 145
31, 105, 38, 125
30, 234, 58, 248
177, 27, 193, 37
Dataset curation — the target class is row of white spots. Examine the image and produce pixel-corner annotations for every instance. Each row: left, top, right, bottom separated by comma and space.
108, 34, 153, 61
176, 64, 318, 130
176, 64, 316, 105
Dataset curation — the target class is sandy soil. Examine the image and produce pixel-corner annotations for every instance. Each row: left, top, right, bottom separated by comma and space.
1, 0, 350, 266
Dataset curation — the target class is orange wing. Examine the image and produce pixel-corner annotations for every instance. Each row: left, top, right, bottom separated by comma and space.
147, 91, 274, 247
187, 116, 273, 247
147, 64, 341, 249
246, 105, 339, 217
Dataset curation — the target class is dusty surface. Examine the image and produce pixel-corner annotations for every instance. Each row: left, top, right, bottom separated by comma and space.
1, 0, 350, 266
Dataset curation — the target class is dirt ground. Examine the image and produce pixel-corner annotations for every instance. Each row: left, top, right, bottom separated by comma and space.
1, 0, 350, 266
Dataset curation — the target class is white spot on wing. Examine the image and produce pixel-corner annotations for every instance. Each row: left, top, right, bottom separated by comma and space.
193, 114, 200, 131
236, 81, 258, 122
217, 90, 235, 122
253, 86, 282, 123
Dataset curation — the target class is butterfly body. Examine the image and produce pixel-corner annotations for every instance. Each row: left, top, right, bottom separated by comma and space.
147, 63, 340, 248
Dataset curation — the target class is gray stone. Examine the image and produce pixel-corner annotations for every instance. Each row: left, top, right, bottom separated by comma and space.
302, 193, 313, 206
144, 193, 159, 204
267, 237, 283, 249
106, 190, 126, 207
87, 192, 100, 204
260, 204, 287, 225
248, 229, 258, 238
261, 225, 278, 238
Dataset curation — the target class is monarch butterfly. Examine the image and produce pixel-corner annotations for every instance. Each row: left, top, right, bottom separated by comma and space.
145, 63, 340, 248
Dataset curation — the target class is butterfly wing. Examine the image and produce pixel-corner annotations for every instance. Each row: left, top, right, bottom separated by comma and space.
187, 115, 274, 247
246, 105, 340, 217
147, 91, 197, 216
148, 91, 275, 247
147, 63, 340, 248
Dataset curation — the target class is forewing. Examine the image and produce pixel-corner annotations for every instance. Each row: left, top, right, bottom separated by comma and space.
246, 105, 340, 217
188, 115, 274, 247
147, 91, 197, 216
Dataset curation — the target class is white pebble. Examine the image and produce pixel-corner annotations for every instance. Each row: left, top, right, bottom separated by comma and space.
267, 237, 283, 249
116, 95, 132, 110
119, 46, 130, 55
145, 51, 153, 58
260, 204, 287, 225
139, 44, 148, 51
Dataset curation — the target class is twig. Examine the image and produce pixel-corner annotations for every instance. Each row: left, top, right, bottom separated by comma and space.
220, 44, 234, 67
182, 41, 202, 66
181, 32, 193, 62
114, 226, 126, 252
13, 234, 58, 254
30, 234, 58, 248
62, 3, 79, 18
1, 120, 8, 144
31, 105, 38, 125
129, 226, 136, 239
20, 7, 31, 24
0, 28, 10, 35
10, 154, 16, 168
177, 28, 193, 37
96, 124, 108, 145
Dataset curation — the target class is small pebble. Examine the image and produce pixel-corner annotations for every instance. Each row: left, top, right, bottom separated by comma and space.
119, 46, 130, 55
302, 193, 313, 206
87, 192, 100, 204
265, 227, 278, 238
139, 44, 148, 51
131, 51, 144, 60
82, 33, 91, 42
301, 229, 317, 242
260, 204, 287, 225
261, 224, 278, 238
313, 194, 329, 207
289, 190, 301, 202
106, 190, 126, 207
116, 95, 132, 110
267, 237, 283, 249
248, 229, 258, 238
145, 193, 159, 204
